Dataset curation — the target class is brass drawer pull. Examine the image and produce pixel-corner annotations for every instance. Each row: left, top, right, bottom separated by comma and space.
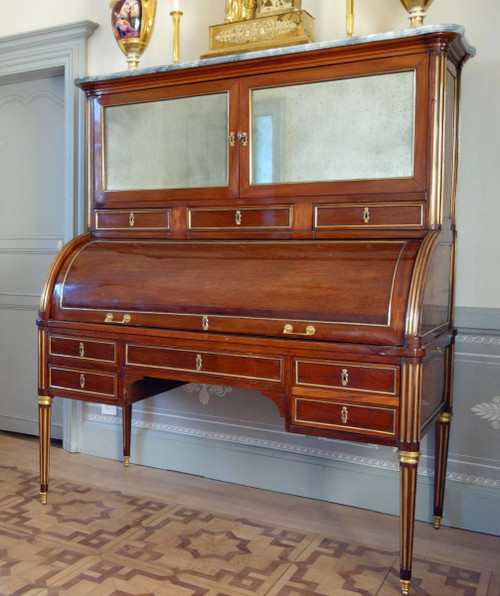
341, 368, 349, 386
235, 210, 242, 226
105, 313, 131, 324
196, 354, 203, 371
283, 324, 316, 337
341, 406, 348, 424
80, 374, 86, 389
79, 342, 85, 358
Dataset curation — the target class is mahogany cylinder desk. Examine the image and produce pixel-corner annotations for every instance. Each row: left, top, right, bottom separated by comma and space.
37, 25, 474, 595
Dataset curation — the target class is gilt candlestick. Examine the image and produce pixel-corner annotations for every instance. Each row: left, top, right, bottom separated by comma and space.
346, 0, 354, 38
170, 10, 183, 63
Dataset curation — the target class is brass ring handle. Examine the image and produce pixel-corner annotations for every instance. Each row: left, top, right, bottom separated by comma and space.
105, 313, 131, 324
283, 324, 316, 337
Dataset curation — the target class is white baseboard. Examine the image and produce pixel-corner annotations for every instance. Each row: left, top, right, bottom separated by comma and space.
80, 419, 499, 536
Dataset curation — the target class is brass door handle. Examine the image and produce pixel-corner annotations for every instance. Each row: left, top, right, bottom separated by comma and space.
283, 324, 316, 337
105, 313, 131, 324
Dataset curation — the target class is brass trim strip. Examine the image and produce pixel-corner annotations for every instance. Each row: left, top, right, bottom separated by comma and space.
49, 367, 116, 398
293, 398, 397, 436
49, 335, 117, 364
248, 68, 417, 186
187, 206, 292, 231
125, 344, 283, 383
314, 203, 424, 229
59, 239, 407, 329
96, 210, 171, 231
294, 359, 399, 395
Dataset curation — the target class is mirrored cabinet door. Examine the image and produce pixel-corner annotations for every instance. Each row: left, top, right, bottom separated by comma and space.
93, 81, 239, 204
242, 58, 428, 197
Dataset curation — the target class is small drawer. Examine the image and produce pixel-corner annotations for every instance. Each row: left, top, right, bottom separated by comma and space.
294, 359, 399, 395
49, 367, 116, 399
49, 336, 116, 363
95, 210, 170, 231
126, 345, 283, 384
188, 206, 292, 231
293, 397, 397, 437
314, 204, 423, 229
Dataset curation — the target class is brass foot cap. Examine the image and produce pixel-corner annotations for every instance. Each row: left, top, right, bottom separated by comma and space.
434, 515, 442, 530
400, 579, 410, 595
40, 492, 48, 505
124, 456, 130, 467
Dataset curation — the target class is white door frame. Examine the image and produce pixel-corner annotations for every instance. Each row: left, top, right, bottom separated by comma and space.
0, 21, 98, 452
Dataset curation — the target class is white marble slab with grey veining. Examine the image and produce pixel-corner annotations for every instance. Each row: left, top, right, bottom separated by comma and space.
76, 24, 475, 85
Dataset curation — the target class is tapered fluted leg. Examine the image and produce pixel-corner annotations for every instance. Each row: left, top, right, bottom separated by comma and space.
399, 450, 420, 595
38, 396, 53, 504
433, 411, 452, 529
122, 404, 132, 467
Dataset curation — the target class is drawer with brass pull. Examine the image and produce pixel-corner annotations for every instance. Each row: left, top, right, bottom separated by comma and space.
49, 336, 116, 364
294, 359, 399, 395
292, 396, 397, 438
314, 203, 423, 229
48, 366, 117, 399
95, 210, 170, 232
126, 344, 283, 384
188, 206, 292, 231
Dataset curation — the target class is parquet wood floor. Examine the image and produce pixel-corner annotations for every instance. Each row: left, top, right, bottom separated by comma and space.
0, 431, 498, 595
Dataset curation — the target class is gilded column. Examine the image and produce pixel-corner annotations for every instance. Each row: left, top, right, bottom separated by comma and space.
398, 360, 422, 595
399, 449, 420, 596
38, 395, 53, 504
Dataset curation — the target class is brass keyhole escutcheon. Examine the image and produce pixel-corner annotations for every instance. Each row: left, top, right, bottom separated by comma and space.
235, 210, 242, 226
196, 354, 203, 371
80, 374, 86, 389
79, 342, 85, 358
341, 369, 349, 386
341, 406, 348, 424
237, 131, 248, 146
129, 212, 135, 227
363, 207, 370, 224
202, 316, 209, 331
229, 131, 236, 147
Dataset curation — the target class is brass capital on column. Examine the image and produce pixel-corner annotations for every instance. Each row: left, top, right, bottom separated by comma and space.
438, 412, 452, 424
399, 450, 421, 465
38, 396, 53, 406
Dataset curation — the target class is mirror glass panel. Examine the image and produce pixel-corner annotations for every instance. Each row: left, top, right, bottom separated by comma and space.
251, 71, 415, 184
104, 92, 228, 190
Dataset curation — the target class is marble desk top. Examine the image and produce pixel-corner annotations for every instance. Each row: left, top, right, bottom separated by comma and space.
76, 24, 475, 86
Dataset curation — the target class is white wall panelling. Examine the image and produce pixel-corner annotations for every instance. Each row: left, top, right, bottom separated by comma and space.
0, 22, 98, 446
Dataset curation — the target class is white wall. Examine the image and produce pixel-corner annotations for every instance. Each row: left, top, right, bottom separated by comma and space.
3, 0, 499, 309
